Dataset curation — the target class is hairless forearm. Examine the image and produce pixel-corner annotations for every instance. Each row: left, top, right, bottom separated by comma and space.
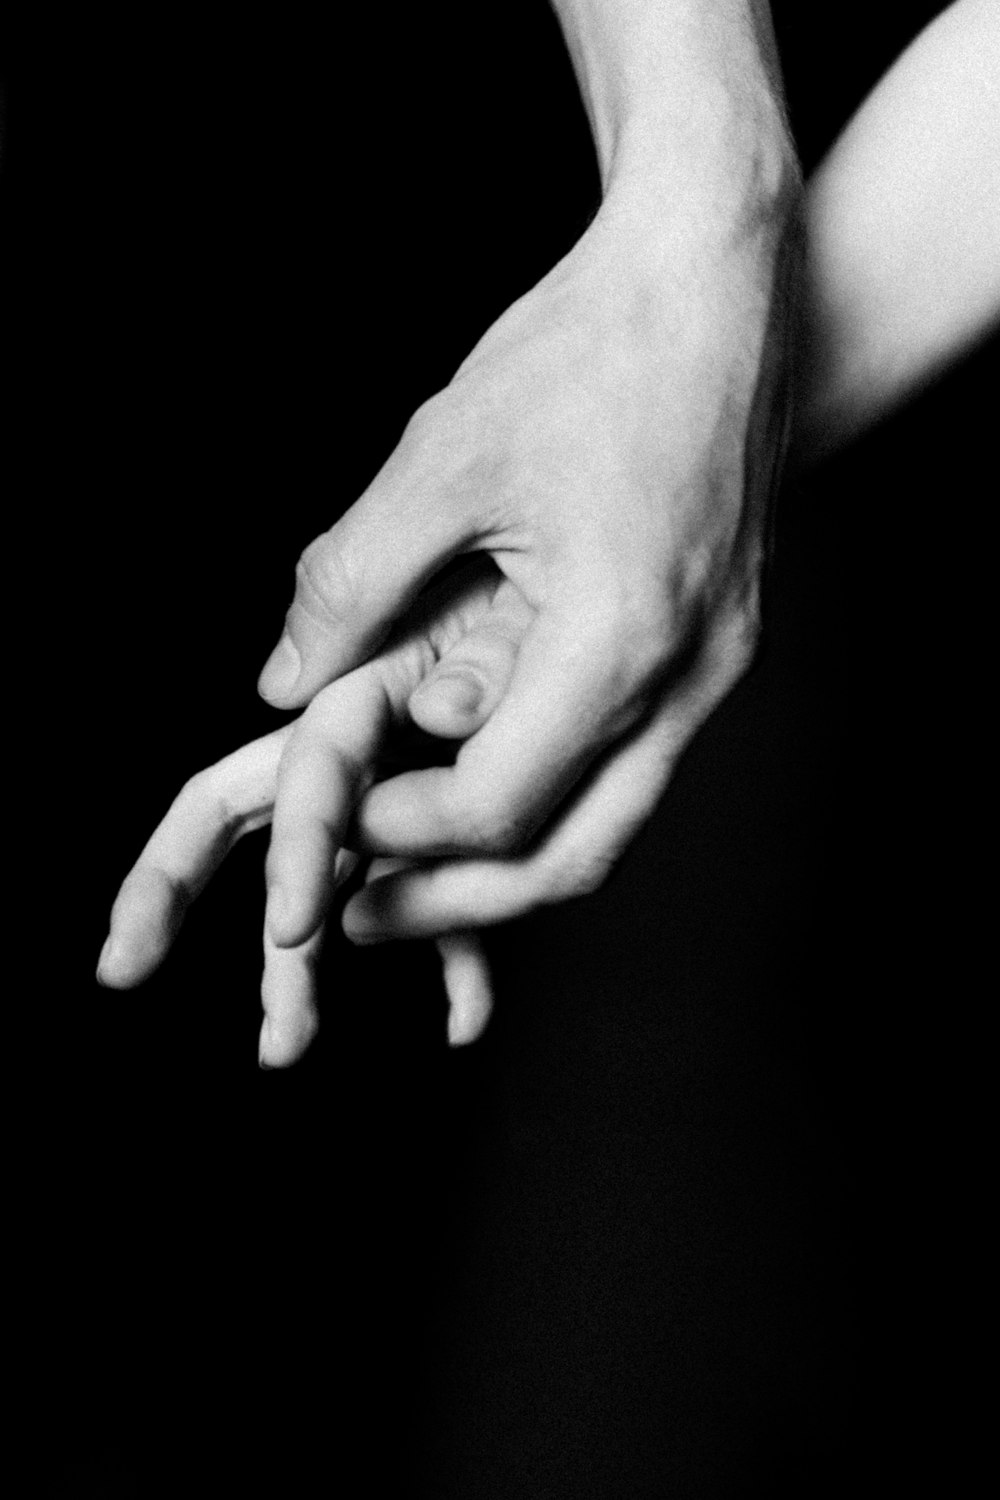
796, 0, 1000, 461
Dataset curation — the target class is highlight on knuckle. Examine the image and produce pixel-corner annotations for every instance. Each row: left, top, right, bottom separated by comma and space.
593, 579, 676, 671
175, 769, 221, 826
573, 588, 677, 735
295, 539, 355, 628
712, 602, 762, 685
401, 396, 439, 443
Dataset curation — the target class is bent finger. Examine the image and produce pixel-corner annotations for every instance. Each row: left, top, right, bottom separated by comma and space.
355, 600, 668, 860
259, 920, 328, 1068
407, 589, 528, 738
266, 669, 392, 949
258, 437, 479, 708
364, 857, 494, 1046
344, 624, 752, 938
437, 933, 494, 1045
98, 726, 293, 988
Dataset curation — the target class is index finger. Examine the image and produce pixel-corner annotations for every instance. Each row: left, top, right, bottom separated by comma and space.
98, 725, 294, 989
265, 666, 394, 948
353, 598, 670, 859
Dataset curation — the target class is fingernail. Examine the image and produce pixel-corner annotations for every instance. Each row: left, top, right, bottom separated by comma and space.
258, 632, 301, 701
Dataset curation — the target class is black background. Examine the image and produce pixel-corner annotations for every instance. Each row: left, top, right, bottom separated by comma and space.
9, 3, 994, 1494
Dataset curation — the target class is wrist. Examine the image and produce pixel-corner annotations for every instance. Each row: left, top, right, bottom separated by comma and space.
587, 122, 800, 316
552, 1, 800, 259
618, 84, 795, 200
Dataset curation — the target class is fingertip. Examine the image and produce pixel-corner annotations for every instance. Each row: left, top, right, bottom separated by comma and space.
258, 1018, 279, 1069
409, 670, 487, 739
95, 935, 114, 987
96, 933, 162, 989
257, 632, 302, 706
447, 1006, 473, 1046
341, 892, 391, 945
260, 927, 324, 1069
258, 1016, 289, 1069
258, 1013, 317, 1069
440, 934, 494, 1046
98, 868, 183, 987
446, 997, 492, 1046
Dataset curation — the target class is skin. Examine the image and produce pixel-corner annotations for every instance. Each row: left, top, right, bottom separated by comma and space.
791, 0, 1000, 464
99, 562, 528, 1063
99, 1, 1000, 1065
255, 1, 800, 944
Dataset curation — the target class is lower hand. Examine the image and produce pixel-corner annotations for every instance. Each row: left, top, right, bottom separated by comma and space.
98, 562, 528, 1064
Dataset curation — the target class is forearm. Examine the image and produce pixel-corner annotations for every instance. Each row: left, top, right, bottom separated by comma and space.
549, 0, 799, 238
794, 0, 1000, 464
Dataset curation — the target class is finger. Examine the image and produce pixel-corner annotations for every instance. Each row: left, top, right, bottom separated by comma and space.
354, 598, 667, 859
345, 727, 669, 939
344, 621, 753, 939
258, 432, 478, 708
258, 920, 327, 1068
437, 933, 494, 1046
97, 727, 293, 988
407, 584, 529, 738
265, 668, 392, 949
364, 858, 494, 1045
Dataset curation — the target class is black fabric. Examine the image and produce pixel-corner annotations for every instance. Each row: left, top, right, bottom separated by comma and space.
13, 4, 988, 1494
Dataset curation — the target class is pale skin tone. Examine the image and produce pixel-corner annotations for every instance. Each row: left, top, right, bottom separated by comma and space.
255, 1, 799, 934
100, 2, 1000, 1064
100, 561, 528, 1062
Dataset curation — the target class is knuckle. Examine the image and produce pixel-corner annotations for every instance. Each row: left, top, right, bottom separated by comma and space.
396, 394, 455, 465
175, 770, 207, 808
626, 594, 679, 683
462, 801, 529, 856
175, 769, 220, 824
713, 604, 761, 682
546, 849, 613, 902
294, 538, 355, 627
401, 395, 439, 441
571, 587, 677, 735
587, 580, 675, 675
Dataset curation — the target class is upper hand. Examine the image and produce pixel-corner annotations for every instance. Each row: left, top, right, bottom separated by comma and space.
258, 201, 797, 891
98, 560, 528, 1064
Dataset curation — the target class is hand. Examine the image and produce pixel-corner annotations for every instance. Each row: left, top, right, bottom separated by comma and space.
257, 196, 798, 932
98, 561, 527, 1064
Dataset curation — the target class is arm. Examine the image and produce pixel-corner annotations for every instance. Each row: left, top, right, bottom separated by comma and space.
256, 3, 799, 909
102, 2, 1000, 1064
793, 0, 1000, 465
335, 0, 1000, 946
550, 0, 792, 201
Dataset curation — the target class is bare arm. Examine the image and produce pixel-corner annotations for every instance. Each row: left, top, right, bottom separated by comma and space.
550, 0, 792, 198
794, 0, 1000, 465
252, 2, 800, 950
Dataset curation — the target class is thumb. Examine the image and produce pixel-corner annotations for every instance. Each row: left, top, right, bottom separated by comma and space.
407, 582, 530, 738
259, 461, 473, 709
